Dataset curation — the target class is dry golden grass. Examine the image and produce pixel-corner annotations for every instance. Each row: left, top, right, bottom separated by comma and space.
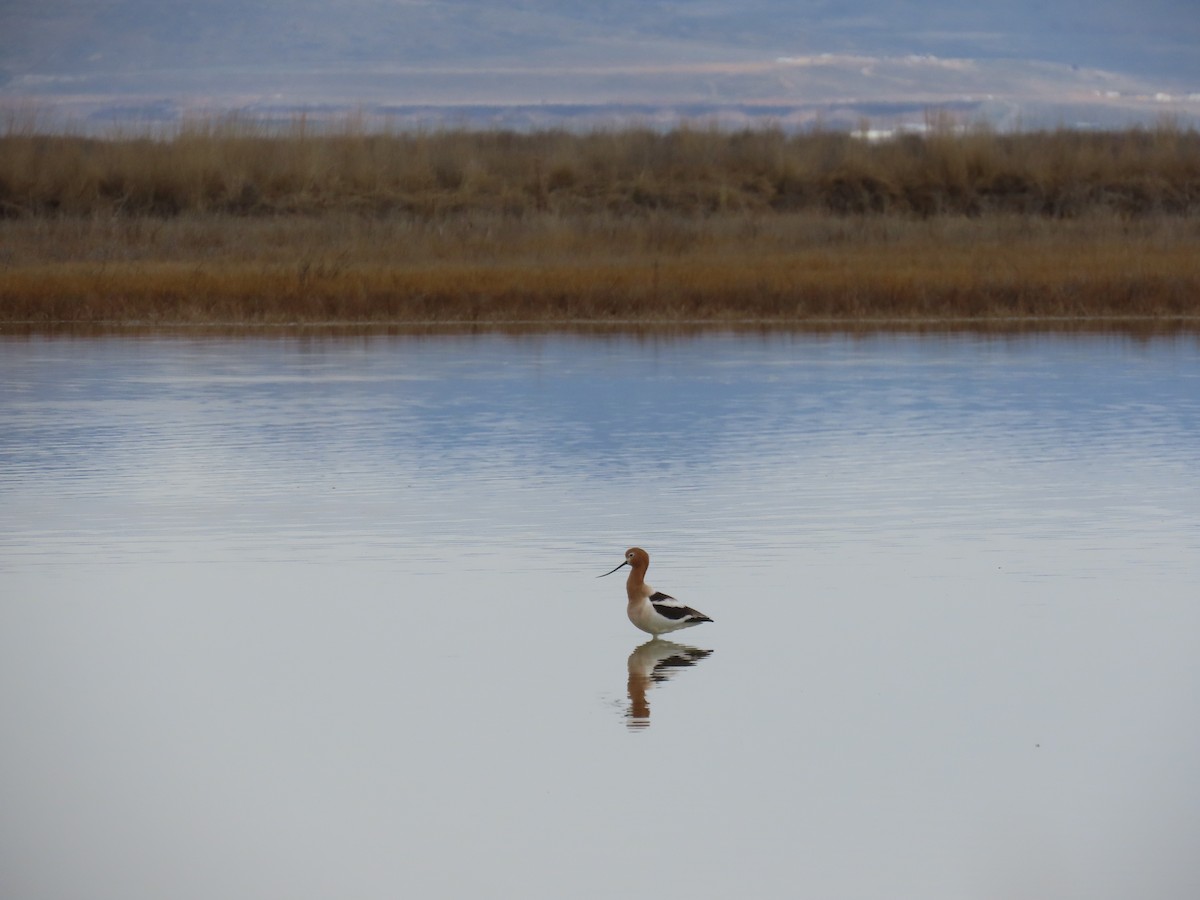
2, 119, 1199, 326
3, 211, 1197, 325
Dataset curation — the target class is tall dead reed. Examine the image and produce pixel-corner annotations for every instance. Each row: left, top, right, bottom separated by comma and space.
2, 117, 1199, 325
3, 118, 1198, 218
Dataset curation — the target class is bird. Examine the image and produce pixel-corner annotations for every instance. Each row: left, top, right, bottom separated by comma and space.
598, 547, 714, 637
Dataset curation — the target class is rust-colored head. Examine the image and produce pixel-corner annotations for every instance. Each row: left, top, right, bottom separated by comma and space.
598, 546, 650, 578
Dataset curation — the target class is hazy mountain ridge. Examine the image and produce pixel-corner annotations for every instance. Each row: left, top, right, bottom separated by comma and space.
3, 1, 1198, 130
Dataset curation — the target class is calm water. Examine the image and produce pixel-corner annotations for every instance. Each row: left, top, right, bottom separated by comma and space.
2, 330, 1199, 900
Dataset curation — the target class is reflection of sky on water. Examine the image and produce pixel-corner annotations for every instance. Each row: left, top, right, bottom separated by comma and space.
2, 332, 1200, 900
3, 332, 1198, 573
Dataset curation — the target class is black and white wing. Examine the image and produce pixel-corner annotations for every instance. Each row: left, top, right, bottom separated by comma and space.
648, 591, 713, 624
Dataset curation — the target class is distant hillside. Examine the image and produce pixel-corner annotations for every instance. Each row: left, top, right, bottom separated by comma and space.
2, 1, 1198, 131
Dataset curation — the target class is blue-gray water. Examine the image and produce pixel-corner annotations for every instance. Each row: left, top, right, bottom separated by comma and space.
2, 331, 1199, 899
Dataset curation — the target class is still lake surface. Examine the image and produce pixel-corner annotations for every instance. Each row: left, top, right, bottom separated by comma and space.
2, 329, 1199, 899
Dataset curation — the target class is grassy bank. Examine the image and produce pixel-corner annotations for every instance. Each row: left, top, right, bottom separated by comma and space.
2, 121, 1199, 326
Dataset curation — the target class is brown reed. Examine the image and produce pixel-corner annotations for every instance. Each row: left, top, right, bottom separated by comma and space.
2, 119, 1199, 325
3, 117, 1199, 218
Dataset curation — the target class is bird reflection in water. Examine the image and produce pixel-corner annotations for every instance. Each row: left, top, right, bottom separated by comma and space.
625, 639, 712, 730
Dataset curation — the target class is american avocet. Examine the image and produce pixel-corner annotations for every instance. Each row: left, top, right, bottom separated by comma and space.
599, 547, 713, 636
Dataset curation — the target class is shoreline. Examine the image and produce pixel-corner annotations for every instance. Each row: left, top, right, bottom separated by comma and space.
5, 315, 1200, 338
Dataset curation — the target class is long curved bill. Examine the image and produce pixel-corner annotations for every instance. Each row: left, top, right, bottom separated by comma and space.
598, 559, 630, 578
